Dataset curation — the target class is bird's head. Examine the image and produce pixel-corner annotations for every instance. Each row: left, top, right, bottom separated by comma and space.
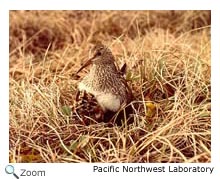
76, 43, 115, 74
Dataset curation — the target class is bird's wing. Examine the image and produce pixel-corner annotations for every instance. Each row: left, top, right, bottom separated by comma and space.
120, 63, 127, 75
121, 77, 134, 103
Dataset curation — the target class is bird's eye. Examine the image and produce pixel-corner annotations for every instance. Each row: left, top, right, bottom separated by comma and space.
96, 51, 102, 56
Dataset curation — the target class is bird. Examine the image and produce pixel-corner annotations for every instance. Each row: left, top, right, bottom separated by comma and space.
74, 43, 133, 124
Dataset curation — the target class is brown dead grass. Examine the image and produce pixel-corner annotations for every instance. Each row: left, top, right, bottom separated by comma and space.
9, 10, 211, 163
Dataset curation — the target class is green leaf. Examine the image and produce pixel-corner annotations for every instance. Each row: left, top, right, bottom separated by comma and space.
61, 105, 72, 116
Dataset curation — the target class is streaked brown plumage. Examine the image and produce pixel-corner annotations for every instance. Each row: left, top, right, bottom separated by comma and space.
75, 43, 133, 123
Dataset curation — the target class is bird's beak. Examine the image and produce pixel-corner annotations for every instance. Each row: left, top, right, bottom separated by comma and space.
76, 56, 95, 74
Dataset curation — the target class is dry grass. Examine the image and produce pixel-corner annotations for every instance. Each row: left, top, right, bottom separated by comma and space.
9, 10, 211, 163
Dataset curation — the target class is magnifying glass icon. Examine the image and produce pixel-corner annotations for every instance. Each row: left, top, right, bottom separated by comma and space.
5, 165, 19, 179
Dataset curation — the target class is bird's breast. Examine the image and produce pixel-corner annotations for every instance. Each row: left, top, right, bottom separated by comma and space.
78, 81, 99, 96
96, 93, 121, 112
78, 81, 121, 112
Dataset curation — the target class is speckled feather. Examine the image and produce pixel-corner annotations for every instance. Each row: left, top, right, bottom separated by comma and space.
75, 43, 133, 121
